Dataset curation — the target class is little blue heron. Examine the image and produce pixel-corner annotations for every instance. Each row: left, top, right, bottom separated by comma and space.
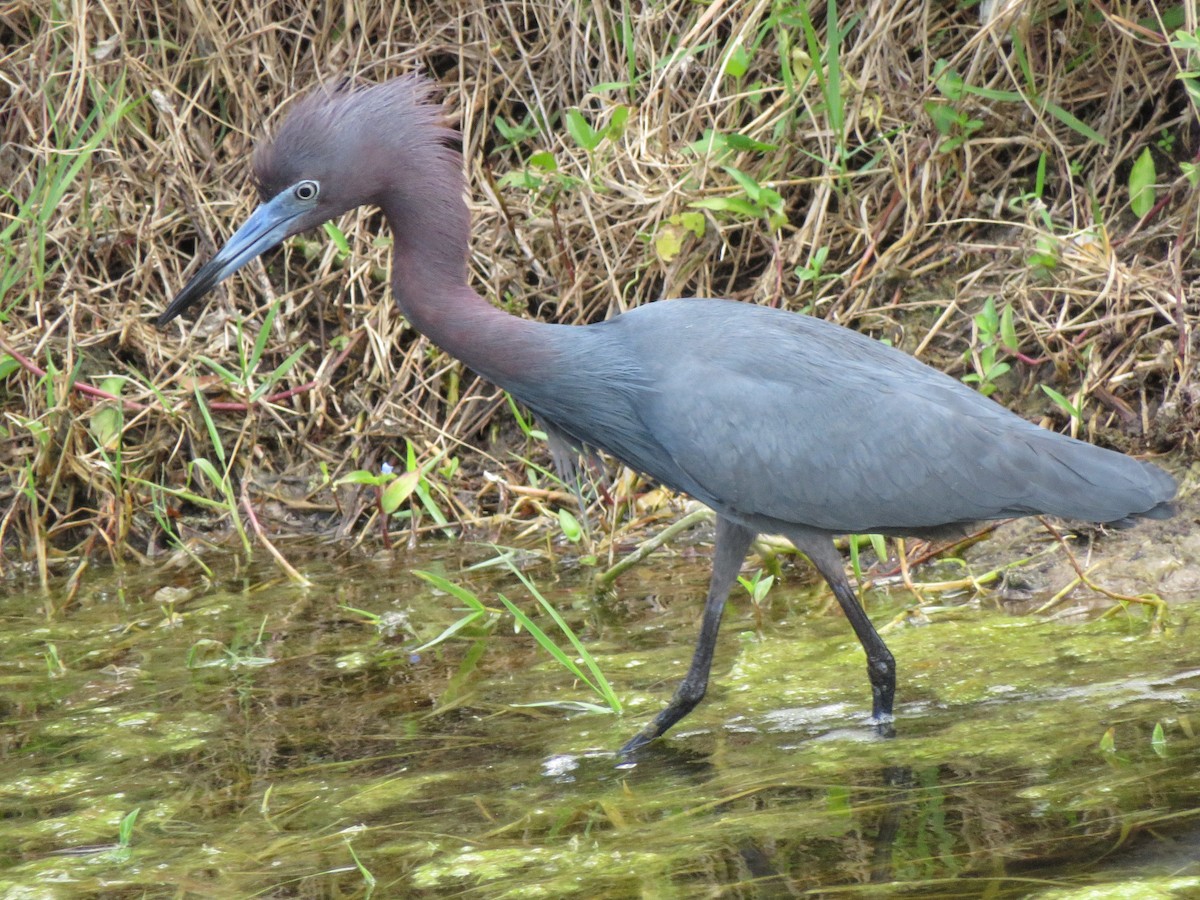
159, 76, 1176, 753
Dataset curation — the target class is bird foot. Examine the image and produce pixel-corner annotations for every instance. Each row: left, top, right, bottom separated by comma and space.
618, 728, 659, 756
869, 716, 897, 739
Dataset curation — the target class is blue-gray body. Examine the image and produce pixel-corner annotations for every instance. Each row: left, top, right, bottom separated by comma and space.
516, 298, 1174, 536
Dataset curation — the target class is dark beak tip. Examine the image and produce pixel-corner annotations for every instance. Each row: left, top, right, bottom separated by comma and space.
154, 303, 186, 328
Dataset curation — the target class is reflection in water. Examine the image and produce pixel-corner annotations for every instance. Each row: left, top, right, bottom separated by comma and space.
871, 766, 914, 883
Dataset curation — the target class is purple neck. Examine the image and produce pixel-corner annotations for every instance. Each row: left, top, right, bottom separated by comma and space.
381, 194, 550, 391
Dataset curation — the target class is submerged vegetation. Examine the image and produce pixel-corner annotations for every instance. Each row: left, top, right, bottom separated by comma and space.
1, 550, 1199, 895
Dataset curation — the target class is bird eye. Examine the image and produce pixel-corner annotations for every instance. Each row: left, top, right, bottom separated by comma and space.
294, 180, 319, 201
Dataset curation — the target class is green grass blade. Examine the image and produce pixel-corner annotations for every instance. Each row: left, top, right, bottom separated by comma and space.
502, 561, 621, 713
413, 570, 489, 611
496, 592, 609, 700
193, 385, 227, 468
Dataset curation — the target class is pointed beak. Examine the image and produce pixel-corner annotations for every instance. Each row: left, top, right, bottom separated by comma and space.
158, 189, 311, 326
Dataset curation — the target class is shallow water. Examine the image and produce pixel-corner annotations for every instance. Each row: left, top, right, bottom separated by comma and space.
1, 512, 1198, 898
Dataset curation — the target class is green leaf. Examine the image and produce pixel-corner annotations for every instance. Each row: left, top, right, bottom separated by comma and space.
89, 378, 124, 451
1129, 147, 1157, 218
1169, 28, 1200, 52
589, 81, 633, 94
1000, 304, 1018, 350
685, 130, 725, 156
251, 342, 310, 402
117, 807, 140, 848
724, 133, 779, 152
757, 186, 783, 209
565, 108, 602, 151
723, 165, 761, 199
685, 129, 778, 157
677, 211, 706, 236
192, 387, 226, 468
868, 534, 888, 565
197, 355, 240, 386
689, 196, 761, 218
924, 101, 960, 136
654, 223, 684, 262
191, 457, 223, 488
558, 508, 583, 543
528, 151, 557, 172
413, 570, 487, 611
964, 85, 1023, 102
932, 60, 965, 100
1044, 103, 1106, 146
499, 560, 622, 713
1182, 161, 1200, 189
494, 115, 518, 142
1099, 727, 1116, 753
498, 171, 538, 190
606, 105, 630, 139
975, 295, 999, 333
335, 469, 387, 486
413, 610, 488, 651
724, 42, 750, 78
1151, 721, 1167, 757
381, 470, 421, 514
984, 361, 1011, 380
323, 221, 351, 255
1041, 384, 1083, 421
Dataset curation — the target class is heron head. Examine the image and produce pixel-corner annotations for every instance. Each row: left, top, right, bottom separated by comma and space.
158, 75, 457, 326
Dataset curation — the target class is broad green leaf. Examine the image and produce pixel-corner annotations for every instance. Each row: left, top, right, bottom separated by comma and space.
1129, 147, 1156, 217
606, 105, 630, 139
1000, 304, 1018, 350
924, 101, 960, 136
685, 130, 778, 157
724, 42, 750, 78
933, 61, 965, 100
381, 470, 421, 514
565, 108, 602, 151
1152, 721, 1167, 757
528, 151, 557, 171
677, 211, 706, 236
723, 165, 761, 199
654, 223, 684, 262
89, 376, 124, 450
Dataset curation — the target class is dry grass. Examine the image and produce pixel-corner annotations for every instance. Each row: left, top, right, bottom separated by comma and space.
1, 0, 1196, 581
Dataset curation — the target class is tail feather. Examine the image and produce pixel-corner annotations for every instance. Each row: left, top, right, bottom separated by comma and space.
1022, 433, 1176, 525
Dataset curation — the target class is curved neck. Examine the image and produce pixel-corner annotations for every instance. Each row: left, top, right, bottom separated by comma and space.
382, 195, 553, 392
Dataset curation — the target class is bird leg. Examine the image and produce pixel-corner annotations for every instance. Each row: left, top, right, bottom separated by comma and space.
796, 535, 897, 726
619, 516, 756, 754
